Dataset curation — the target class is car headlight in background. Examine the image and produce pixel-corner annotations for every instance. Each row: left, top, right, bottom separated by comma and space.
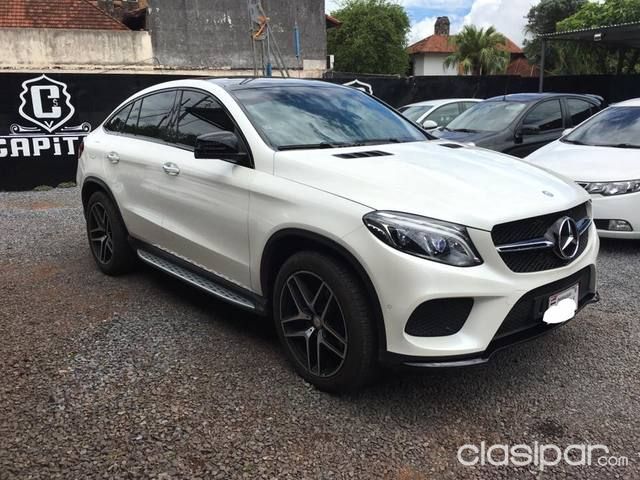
578, 180, 640, 196
363, 211, 483, 267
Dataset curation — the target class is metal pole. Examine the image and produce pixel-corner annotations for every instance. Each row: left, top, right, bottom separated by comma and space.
539, 39, 546, 93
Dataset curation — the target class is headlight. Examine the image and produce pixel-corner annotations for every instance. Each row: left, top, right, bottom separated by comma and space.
363, 211, 483, 267
580, 180, 640, 196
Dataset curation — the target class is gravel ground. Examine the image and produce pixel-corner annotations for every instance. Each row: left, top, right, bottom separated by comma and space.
1, 187, 639, 480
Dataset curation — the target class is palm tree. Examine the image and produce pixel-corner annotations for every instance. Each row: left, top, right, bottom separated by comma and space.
444, 25, 510, 75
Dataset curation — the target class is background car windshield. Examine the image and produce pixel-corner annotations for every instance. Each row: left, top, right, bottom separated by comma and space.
232, 86, 426, 149
447, 101, 527, 132
564, 106, 640, 148
399, 105, 433, 122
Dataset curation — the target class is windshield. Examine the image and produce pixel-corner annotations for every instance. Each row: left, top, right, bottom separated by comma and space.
563, 106, 640, 148
446, 101, 527, 132
232, 86, 427, 150
399, 105, 433, 122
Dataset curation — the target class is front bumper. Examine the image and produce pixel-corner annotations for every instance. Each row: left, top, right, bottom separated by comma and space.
384, 269, 598, 367
592, 191, 640, 239
342, 222, 600, 361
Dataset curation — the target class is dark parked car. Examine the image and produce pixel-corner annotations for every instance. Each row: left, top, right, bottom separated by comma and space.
432, 93, 606, 158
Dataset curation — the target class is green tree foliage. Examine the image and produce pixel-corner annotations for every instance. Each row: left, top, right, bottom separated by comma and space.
555, 0, 640, 74
443, 25, 510, 75
522, 0, 586, 69
327, 0, 411, 75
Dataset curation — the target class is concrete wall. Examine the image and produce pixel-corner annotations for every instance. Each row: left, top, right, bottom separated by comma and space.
0, 28, 154, 69
147, 0, 326, 73
413, 53, 458, 76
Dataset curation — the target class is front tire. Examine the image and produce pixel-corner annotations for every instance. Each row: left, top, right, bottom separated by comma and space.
273, 251, 377, 393
85, 191, 136, 276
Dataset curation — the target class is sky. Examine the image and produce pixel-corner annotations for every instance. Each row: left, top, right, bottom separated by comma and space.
325, 0, 541, 47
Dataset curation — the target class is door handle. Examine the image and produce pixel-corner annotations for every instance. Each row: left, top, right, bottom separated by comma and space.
107, 152, 120, 164
163, 162, 180, 176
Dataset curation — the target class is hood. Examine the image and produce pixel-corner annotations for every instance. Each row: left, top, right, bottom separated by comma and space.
274, 141, 589, 231
432, 129, 499, 146
527, 140, 640, 182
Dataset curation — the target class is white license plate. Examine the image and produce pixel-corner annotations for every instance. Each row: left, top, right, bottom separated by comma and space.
543, 284, 579, 325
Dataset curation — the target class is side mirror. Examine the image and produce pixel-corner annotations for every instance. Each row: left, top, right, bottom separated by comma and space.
421, 119, 438, 130
194, 131, 248, 165
562, 128, 574, 137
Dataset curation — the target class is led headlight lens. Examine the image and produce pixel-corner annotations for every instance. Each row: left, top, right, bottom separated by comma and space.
363, 211, 483, 267
580, 180, 640, 196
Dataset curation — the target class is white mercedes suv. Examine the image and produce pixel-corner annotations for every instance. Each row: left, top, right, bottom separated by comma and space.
78, 78, 599, 392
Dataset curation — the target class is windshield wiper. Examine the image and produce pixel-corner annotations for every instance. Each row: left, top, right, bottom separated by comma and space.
562, 139, 587, 145
277, 142, 344, 151
353, 138, 405, 146
593, 143, 640, 149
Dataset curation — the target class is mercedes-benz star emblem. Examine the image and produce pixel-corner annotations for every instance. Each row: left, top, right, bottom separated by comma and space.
552, 216, 580, 260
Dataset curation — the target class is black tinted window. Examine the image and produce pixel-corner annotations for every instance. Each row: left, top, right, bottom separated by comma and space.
122, 100, 141, 135
523, 100, 563, 132
105, 103, 133, 132
564, 106, 640, 147
175, 90, 235, 148
427, 103, 461, 127
137, 91, 177, 141
568, 99, 594, 126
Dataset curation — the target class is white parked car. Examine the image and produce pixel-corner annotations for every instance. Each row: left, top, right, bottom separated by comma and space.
398, 98, 481, 130
78, 79, 599, 392
527, 98, 640, 239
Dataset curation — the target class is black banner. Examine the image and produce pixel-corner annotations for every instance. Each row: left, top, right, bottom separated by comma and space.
1, 72, 639, 191
0, 73, 185, 191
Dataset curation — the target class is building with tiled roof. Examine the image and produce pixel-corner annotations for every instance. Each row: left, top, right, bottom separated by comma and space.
408, 17, 536, 77
0, 0, 128, 30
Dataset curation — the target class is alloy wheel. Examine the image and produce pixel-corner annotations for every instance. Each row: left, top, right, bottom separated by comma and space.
279, 271, 348, 378
88, 202, 114, 265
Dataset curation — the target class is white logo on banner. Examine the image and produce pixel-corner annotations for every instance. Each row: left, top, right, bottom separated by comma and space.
1, 75, 92, 158
342, 79, 374, 95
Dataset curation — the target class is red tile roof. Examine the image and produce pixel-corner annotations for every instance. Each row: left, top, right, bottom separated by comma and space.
507, 56, 540, 77
408, 34, 522, 55
326, 14, 342, 29
0, 0, 128, 30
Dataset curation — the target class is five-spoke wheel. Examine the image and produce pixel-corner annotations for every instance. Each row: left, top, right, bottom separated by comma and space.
85, 191, 136, 275
274, 251, 377, 392
280, 271, 348, 377
88, 202, 114, 265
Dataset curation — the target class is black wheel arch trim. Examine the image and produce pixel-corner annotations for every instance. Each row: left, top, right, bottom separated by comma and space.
81, 177, 120, 214
260, 228, 387, 355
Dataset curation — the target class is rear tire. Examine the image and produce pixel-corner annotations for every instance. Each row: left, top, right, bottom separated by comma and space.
85, 191, 136, 276
273, 251, 377, 393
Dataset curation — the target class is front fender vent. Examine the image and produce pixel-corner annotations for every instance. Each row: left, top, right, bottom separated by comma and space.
333, 150, 392, 159
438, 143, 466, 149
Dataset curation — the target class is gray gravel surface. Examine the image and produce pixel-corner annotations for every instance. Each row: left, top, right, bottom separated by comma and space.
1, 188, 639, 479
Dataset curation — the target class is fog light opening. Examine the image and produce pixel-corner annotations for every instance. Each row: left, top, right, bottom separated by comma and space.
608, 220, 633, 232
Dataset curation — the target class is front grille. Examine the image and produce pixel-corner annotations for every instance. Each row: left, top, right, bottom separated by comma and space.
492, 203, 590, 273
494, 265, 595, 339
405, 298, 473, 337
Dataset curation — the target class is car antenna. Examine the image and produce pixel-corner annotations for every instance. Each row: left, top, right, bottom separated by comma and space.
503, 74, 511, 101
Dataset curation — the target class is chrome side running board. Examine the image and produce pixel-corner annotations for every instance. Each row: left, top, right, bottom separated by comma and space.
137, 249, 256, 310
